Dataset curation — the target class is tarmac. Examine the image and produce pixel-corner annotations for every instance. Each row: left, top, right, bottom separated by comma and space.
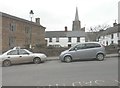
47, 53, 119, 61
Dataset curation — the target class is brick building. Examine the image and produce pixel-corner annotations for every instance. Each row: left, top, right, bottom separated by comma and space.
0, 12, 46, 53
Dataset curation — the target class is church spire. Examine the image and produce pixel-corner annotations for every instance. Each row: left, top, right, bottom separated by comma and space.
75, 7, 79, 21
72, 7, 81, 31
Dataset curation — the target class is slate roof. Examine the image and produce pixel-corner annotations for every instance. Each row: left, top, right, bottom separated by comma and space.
45, 31, 87, 38
98, 25, 119, 36
1, 12, 45, 28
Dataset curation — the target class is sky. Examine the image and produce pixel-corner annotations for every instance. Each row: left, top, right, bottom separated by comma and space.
0, 0, 119, 31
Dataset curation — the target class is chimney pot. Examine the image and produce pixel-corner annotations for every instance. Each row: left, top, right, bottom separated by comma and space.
65, 26, 67, 32
35, 18, 40, 24
113, 20, 117, 27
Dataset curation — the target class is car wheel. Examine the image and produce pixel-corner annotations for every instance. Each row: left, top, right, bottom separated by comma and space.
33, 57, 41, 64
3, 60, 11, 67
64, 56, 72, 63
96, 54, 104, 61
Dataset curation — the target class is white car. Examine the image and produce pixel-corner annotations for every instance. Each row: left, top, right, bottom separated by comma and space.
0, 47, 47, 67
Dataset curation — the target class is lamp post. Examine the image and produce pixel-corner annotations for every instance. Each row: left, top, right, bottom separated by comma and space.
29, 10, 34, 49
29, 10, 34, 21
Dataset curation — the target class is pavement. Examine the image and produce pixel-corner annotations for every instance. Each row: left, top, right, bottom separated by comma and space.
47, 53, 119, 61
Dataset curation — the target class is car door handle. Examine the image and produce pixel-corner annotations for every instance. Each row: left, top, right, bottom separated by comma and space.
19, 56, 22, 57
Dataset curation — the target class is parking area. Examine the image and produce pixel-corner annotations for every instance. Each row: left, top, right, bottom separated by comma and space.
2, 57, 118, 86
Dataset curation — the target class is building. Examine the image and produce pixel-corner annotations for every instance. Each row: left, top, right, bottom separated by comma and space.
98, 22, 119, 46
0, 12, 46, 53
117, 1, 120, 47
45, 7, 87, 47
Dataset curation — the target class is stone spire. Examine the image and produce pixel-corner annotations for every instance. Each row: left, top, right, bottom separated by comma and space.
72, 7, 81, 31
75, 7, 79, 21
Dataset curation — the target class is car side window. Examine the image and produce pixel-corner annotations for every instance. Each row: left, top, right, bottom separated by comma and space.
75, 44, 86, 50
94, 43, 101, 47
19, 49, 29, 55
7, 50, 18, 55
86, 43, 101, 49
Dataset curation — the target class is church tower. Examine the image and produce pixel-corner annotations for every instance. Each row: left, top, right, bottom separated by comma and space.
72, 7, 81, 31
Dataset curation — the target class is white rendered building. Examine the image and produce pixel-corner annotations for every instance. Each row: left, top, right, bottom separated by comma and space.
99, 24, 119, 46
45, 7, 87, 47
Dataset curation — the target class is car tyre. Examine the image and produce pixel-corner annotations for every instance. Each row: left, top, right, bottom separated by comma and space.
33, 57, 41, 64
64, 56, 72, 63
96, 53, 104, 61
3, 60, 11, 67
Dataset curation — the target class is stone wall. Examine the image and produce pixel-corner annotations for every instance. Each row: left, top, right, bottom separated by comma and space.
30, 46, 118, 57
31, 48, 68, 57
2, 13, 46, 52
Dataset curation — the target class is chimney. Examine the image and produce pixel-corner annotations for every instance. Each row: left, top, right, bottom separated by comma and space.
35, 18, 40, 24
65, 26, 67, 32
113, 20, 117, 27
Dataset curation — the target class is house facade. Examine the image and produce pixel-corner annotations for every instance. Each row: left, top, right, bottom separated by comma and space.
45, 7, 87, 47
98, 23, 119, 46
0, 12, 46, 53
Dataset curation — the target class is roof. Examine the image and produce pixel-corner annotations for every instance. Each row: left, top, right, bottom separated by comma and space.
45, 31, 87, 38
1, 12, 46, 29
98, 25, 118, 36
45, 31, 66, 38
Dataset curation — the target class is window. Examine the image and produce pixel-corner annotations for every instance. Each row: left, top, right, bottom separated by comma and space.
68, 44, 71, 48
7, 50, 18, 55
56, 38, 59, 42
111, 34, 114, 39
10, 23, 16, 31
77, 37, 80, 42
111, 41, 114, 44
75, 44, 86, 50
25, 26, 30, 34
9, 37, 15, 48
68, 37, 71, 42
49, 38, 52, 42
117, 33, 119, 37
106, 41, 108, 46
85, 43, 101, 49
19, 49, 29, 55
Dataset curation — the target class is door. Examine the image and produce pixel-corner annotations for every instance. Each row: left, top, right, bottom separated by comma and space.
6, 50, 22, 64
18, 49, 33, 63
69, 44, 86, 60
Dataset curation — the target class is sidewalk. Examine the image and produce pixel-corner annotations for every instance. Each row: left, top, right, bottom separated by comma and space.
47, 53, 119, 61
106, 53, 119, 58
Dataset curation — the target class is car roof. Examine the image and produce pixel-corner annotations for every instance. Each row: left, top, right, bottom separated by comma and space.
76, 42, 101, 45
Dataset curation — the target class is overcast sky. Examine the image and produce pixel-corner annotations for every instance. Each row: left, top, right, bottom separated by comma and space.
0, 0, 119, 31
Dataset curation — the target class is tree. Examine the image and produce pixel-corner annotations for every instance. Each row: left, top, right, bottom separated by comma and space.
88, 24, 111, 42
90, 24, 111, 32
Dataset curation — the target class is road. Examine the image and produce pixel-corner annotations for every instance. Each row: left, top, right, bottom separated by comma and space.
2, 57, 118, 86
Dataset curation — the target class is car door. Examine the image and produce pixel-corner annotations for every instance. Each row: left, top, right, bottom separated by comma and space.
74, 43, 88, 60
18, 49, 33, 63
83, 43, 98, 59
69, 44, 86, 60
6, 50, 22, 64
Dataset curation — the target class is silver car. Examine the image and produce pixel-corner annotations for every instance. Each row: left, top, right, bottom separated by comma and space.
0, 47, 47, 67
59, 42, 106, 63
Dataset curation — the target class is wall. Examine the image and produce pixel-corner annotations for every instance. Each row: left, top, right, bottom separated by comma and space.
45, 37, 85, 47
0, 13, 2, 54
2, 13, 46, 52
32, 48, 68, 57
99, 33, 119, 46
118, 2, 120, 46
